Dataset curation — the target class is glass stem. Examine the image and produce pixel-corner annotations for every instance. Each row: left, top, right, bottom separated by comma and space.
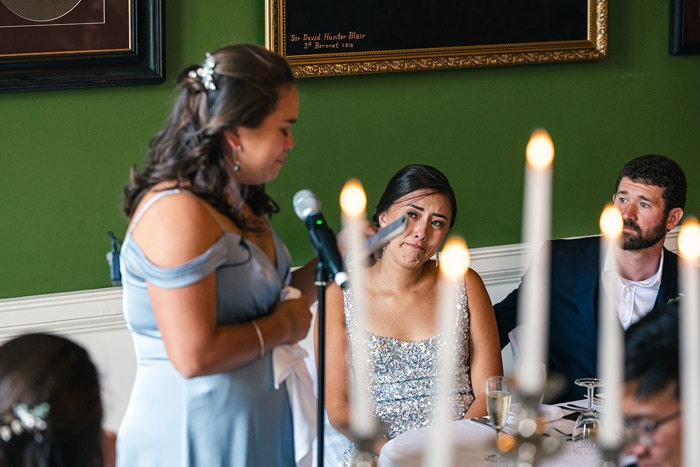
587, 385, 594, 411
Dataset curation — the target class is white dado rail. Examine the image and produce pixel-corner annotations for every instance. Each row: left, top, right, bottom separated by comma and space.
0, 231, 679, 432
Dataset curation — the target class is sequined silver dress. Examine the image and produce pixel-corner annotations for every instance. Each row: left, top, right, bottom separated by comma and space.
342, 279, 475, 464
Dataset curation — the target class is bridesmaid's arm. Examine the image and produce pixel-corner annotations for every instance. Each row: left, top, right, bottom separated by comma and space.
147, 275, 310, 377
135, 193, 312, 378
462, 268, 504, 419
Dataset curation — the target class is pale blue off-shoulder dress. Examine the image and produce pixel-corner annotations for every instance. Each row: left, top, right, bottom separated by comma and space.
116, 189, 295, 466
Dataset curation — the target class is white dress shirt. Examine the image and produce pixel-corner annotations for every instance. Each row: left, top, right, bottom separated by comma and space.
602, 249, 664, 330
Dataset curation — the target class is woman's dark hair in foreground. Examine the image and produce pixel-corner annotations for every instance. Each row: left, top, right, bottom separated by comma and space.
123, 44, 296, 229
624, 303, 680, 399
0, 333, 104, 467
373, 164, 457, 228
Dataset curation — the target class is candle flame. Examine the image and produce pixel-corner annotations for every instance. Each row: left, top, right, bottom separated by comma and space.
525, 129, 554, 170
600, 204, 623, 238
340, 180, 367, 218
679, 218, 700, 261
439, 237, 470, 280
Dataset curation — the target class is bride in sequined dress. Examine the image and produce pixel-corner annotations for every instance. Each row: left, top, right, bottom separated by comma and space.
317, 164, 503, 464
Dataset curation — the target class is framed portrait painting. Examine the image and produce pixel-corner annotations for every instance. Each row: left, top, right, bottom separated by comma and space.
0, 0, 164, 93
266, 0, 608, 77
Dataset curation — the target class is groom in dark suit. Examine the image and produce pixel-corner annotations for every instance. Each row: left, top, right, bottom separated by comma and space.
494, 155, 687, 402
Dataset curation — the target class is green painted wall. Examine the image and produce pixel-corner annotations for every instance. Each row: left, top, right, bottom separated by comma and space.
1, 1, 698, 299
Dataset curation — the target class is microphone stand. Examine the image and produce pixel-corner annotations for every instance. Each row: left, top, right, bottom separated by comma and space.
315, 260, 332, 467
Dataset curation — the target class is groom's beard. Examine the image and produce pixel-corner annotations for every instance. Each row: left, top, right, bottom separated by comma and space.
621, 218, 667, 251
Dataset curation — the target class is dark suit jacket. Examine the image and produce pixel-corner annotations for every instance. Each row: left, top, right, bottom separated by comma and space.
494, 236, 679, 402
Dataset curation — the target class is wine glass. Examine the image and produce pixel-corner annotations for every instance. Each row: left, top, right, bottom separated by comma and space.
484, 375, 512, 462
572, 377, 603, 455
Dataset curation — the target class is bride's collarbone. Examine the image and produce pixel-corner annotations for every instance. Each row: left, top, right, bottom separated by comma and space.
367, 282, 439, 307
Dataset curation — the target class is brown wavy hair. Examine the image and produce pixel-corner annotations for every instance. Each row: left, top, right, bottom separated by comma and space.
123, 44, 295, 230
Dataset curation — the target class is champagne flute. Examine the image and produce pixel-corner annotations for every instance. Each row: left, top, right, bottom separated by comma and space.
485, 375, 512, 462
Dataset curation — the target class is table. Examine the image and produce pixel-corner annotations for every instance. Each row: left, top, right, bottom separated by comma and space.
378, 402, 607, 467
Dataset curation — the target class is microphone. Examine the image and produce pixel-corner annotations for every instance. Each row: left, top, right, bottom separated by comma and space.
293, 190, 350, 288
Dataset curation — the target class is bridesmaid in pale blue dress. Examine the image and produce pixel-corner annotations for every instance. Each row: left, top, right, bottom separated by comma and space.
116, 44, 318, 466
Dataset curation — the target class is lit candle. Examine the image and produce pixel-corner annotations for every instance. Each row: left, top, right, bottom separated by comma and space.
598, 204, 623, 448
516, 129, 554, 396
678, 219, 700, 465
425, 238, 470, 467
339, 180, 374, 438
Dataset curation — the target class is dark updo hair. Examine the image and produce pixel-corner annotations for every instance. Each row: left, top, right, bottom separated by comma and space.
0, 333, 104, 467
615, 155, 687, 216
373, 164, 457, 228
123, 44, 296, 230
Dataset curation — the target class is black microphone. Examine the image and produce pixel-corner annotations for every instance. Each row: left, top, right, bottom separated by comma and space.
293, 190, 350, 288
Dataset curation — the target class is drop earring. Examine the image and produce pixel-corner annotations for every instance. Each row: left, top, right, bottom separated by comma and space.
435, 251, 440, 268
224, 131, 242, 173
376, 246, 385, 262
233, 146, 241, 172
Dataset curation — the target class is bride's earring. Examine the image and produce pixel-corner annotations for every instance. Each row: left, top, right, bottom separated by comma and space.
377, 246, 385, 262
435, 251, 440, 268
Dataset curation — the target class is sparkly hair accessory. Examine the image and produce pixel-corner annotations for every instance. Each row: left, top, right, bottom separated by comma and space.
0, 403, 50, 443
189, 52, 217, 91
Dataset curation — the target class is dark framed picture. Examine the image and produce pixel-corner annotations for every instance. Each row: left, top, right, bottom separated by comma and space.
670, 0, 700, 54
0, 0, 164, 93
266, 0, 608, 77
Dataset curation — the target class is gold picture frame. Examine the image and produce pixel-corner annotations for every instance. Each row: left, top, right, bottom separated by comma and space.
266, 0, 607, 78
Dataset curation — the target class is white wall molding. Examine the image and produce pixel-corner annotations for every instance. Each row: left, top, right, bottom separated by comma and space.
0, 288, 124, 339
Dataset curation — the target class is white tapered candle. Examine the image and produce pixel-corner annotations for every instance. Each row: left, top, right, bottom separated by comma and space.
425, 238, 470, 467
679, 219, 700, 465
340, 180, 374, 438
598, 204, 623, 448
516, 129, 554, 396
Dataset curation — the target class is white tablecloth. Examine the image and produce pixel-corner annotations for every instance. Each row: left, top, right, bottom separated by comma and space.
378, 402, 605, 467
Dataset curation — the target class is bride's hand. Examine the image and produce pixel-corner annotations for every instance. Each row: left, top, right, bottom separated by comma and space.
336, 220, 377, 262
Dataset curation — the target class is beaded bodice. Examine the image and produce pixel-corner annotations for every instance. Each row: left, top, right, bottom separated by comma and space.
343, 279, 475, 441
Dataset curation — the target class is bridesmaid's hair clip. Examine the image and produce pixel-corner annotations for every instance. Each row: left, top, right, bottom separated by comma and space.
0, 403, 50, 443
189, 52, 217, 91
